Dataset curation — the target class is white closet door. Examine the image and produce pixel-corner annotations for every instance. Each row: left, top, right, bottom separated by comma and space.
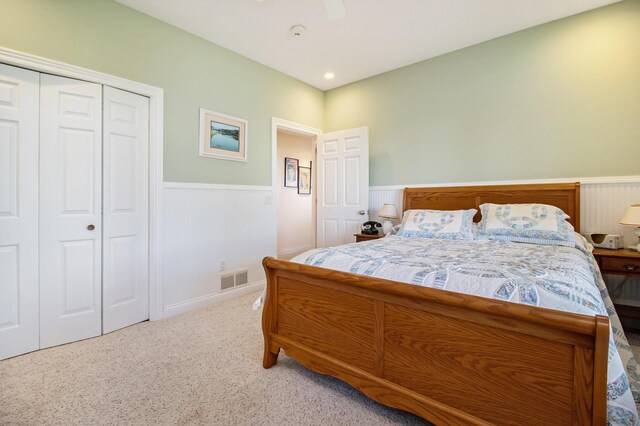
0, 64, 39, 360
102, 86, 149, 334
39, 74, 103, 349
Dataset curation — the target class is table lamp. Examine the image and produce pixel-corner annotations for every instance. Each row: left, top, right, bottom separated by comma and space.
378, 204, 398, 235
620, 204, 640, 251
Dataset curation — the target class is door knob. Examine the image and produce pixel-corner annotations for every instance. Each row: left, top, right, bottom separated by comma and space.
358, 210, 367, 215
87, 224, 95, 231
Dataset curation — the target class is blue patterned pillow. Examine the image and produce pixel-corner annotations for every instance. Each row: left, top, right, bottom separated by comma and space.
478, 203, 574, 247
396, 209, 476, 240
385, 225, 401, 237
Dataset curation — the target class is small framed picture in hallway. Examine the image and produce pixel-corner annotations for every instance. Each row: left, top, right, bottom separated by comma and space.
284, 157, 298, 187
298, 165, 311, 195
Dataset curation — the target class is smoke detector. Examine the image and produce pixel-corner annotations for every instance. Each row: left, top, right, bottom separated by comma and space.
289, 25, 306, 37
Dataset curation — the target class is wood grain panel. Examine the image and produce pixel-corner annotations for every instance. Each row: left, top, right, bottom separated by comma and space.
274, 334, 491, 426
600, 256, 640, 276
266, 258, 599, 340
573, 346, 594, 425
277, 277, 376, 373
403, 183, 580, 231
383, 303, 574, 425
592, 316, 609, 425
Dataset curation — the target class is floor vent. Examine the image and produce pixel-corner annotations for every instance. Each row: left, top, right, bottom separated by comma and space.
221, 269, 249, 291
220, 273, 235, 290
235, 270, 248, 286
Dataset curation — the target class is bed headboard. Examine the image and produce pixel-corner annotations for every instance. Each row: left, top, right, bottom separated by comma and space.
402, 183, 580, 231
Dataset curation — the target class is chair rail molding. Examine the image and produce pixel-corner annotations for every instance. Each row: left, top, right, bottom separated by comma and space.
0, 46, 165, 320
370, 175, 640, 192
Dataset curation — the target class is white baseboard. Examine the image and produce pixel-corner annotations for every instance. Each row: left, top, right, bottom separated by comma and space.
163, 281, 265, 318
278, 244, 313, 257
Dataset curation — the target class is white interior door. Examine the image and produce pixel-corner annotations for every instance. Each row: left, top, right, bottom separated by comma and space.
39, 74, 103, 349
102, 86, 149, 334
0, 64, 40, 360
316, 127, 369, 247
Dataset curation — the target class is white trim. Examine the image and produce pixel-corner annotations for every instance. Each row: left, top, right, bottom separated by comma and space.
370, 175, 640, 191
0, 46, 165, 321
163, 281, 265, 318
271, 117, 323, 255
164, 182, 272, 191
277, 244, 314, 257
272, 118, 322, 138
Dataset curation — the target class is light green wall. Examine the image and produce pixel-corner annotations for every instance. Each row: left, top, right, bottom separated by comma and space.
325, 0, 640, 186
2, 1, 639, 187
0, 0, 324, 185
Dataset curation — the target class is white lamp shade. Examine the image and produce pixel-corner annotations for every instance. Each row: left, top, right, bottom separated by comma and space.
378, 203, 398, 219
620, 204, 640, 226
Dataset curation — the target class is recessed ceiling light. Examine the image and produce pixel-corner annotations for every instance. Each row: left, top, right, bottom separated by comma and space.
324, 72, 335, 80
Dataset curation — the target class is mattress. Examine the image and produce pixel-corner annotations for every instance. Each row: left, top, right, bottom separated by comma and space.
290, 235, 640, 425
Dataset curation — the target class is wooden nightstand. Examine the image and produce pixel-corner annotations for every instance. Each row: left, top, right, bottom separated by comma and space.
593, 248, 640, 276
593, 248, 640, 320
354, 233, 385, 243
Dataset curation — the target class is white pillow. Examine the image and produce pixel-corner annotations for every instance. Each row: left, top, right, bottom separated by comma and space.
396, 209, 477, 240
478, 203, 574, 246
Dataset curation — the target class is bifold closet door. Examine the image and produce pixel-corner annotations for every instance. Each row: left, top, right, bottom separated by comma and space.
39, 74, 103, 349
0, 64, 40, 360
102, 86, 149, 334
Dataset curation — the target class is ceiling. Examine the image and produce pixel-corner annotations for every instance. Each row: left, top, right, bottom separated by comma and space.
115, 0, 620, 90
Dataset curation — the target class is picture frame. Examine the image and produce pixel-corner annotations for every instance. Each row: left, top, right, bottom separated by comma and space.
199, 108, 248, 162
298, 165, 311, 195
284, 157, 299, 188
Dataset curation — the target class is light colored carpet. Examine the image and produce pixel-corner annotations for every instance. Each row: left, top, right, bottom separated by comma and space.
0, 291, 424, 425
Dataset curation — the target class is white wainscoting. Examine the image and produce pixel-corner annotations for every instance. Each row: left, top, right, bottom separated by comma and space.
163, 182, 274, 317
370, 176, 640, 306
161, 177, 640, 319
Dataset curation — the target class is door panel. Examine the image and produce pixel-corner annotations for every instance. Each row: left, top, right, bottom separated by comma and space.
316, 127, 369, 247
0, 121, 18, 216
102, 86, 149, 334
60, 240, 96, 316
61, 128, 96, 213
0, 64, 39, 360
39, 74, 102, 349
344, 156, 361, 205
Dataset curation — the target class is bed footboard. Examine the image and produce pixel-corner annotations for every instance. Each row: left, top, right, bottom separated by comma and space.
261, 257, 608, 426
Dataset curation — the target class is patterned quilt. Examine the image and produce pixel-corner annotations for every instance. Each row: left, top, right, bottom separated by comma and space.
291, 236, 640, 425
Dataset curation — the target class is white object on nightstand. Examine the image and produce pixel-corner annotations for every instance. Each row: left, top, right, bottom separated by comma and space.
620, 204, 640, 251
378, 203, 398, 235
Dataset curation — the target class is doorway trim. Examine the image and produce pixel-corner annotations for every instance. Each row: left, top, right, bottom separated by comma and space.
271, 117, 322, 257
0, 46, 165, 321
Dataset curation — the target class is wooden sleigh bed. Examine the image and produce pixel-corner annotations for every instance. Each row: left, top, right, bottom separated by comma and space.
261, 183, 608, 425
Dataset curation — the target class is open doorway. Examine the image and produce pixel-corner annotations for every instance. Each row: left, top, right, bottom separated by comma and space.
272, 118, 321, 261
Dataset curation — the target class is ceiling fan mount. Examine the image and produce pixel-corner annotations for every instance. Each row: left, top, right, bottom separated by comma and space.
323, 0, 347, 22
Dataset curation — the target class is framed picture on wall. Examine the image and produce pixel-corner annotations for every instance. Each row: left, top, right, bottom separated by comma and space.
284, 157, 299, 187
298, 165, 311, 195
199, 108, 248, 162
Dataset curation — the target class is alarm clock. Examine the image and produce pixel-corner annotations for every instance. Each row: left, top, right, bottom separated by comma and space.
582, 233, 624, 250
